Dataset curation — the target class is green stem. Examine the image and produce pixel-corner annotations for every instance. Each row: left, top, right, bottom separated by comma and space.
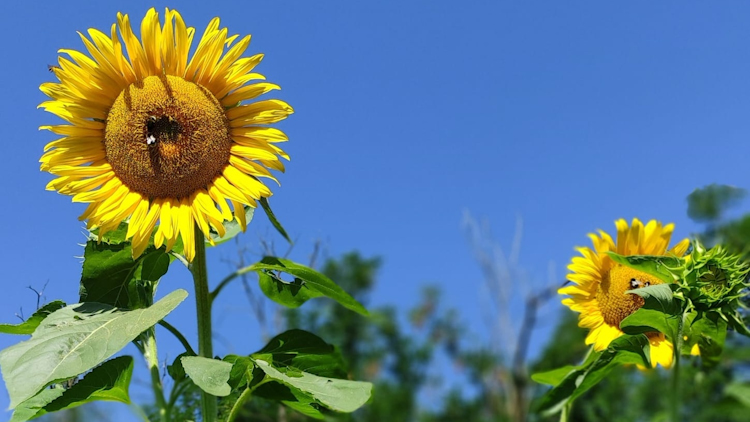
211, 264, 257, 302
158, 320, 197, 356
226, 387, 253, 422
190, 226, 217, 422
560, 401, 571, 422
142, 328, 169, 422
670, 309, 687, 422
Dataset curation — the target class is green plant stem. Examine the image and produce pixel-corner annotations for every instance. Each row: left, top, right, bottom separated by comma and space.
560, 401, 571, 422
142, 328, 169, 422
211, 264, 257, 302
190, 226, 217, 422
226, 387, 254, 422
158, 320, 197, 356
670, 309, 687, 422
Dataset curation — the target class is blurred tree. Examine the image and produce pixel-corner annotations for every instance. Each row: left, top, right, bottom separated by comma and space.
687, 184, 745, 223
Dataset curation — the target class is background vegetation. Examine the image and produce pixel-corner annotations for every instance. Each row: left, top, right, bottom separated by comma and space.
41, 185, 750, 421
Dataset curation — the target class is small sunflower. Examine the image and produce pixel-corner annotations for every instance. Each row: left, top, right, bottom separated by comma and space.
559, 218, 690, 368
40, 8, 292, 261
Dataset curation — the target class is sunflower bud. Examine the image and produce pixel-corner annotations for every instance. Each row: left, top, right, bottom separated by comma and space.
683, 241, 749, 312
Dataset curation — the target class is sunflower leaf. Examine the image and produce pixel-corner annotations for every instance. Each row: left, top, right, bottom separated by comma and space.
726, 311, 750, 337
620, 284, 681, 344
0, 289, 187, 409
251, 257, 368, 315
685, 311, 727, 368
0, 301, 66, 335
181, 356, 233, 397
253, 329, 348, 379
258, 272, 324, 308
10, 356, 134, 422
607, 252, 682, 284
80, 228, 172, 309
535, 334, 650, 415
260, 198, 292, 244
252, 359, 371, 413
531, 365, 578, 387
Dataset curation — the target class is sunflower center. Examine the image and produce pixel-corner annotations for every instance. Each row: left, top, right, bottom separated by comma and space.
596, 264, 663, 327
104, 75, 232, 199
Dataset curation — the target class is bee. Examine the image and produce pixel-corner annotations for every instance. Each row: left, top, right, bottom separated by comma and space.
146, 115, 158, 146
629, 278, 651, 289
47, 64, 61, 73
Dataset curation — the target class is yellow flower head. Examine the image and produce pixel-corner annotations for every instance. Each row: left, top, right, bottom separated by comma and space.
40, 8, 293, 262
558, 218, 690, 368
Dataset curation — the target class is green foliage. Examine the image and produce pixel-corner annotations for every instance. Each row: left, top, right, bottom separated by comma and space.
10, 356, 134, 422
607, 252, 681, 283
81, 223, 172, 309
254, 359, 371, 413
182, 356, 234, 397
219, 328, 372, 419
621, 284, 681, 344
534, 335, 650, 415
0, 301, 66, 335
0, 289, 186, 408
253, 329, 348, 378
252, 256, 368, 315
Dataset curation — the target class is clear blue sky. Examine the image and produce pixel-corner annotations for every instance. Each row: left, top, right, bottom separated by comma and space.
1, 1, 749, 420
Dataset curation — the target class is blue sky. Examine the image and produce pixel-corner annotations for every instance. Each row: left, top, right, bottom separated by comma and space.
0, 1, 749, 420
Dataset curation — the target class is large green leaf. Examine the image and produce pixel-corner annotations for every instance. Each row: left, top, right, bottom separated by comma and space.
10, 356, 135, 421
0, 301, 66, 335
9, 356, 133, 421
80, 230, 171, 309
254, 330, 348, 379
253, 359, 371, 413
223, 355, 257, 389
686, 311, 727, 368
531, 365, 578, 387
8, 388, 64, 422
181, 356, 233, 397
260, 197, 292, 244
253, 257, 367, 315
0, 289, 187, 408
620, 284, 681, 344
726, 311, 750, 337
251, 381, 327, 420
258, 272, 323, 308
535, 335, 650, 415
607, 252, 682, 283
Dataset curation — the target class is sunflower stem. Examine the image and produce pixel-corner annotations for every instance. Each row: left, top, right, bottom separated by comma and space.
670, 308, 687, 422
190, 226, 217, 422
141, 328, 169, 422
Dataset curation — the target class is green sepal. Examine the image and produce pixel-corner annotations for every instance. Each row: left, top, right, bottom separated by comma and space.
260, 197, 292, 244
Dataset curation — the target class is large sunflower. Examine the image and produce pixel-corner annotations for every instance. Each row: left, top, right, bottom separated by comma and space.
559, 218, 690, 368
40, 8, 292, 262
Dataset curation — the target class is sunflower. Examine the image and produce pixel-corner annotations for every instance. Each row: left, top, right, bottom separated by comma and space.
559, 218, 690, 368
39, 8, 292, 262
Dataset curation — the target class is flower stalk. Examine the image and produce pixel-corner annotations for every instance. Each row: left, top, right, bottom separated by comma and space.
142, 328, 169, 422
190, 225, 217, 422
